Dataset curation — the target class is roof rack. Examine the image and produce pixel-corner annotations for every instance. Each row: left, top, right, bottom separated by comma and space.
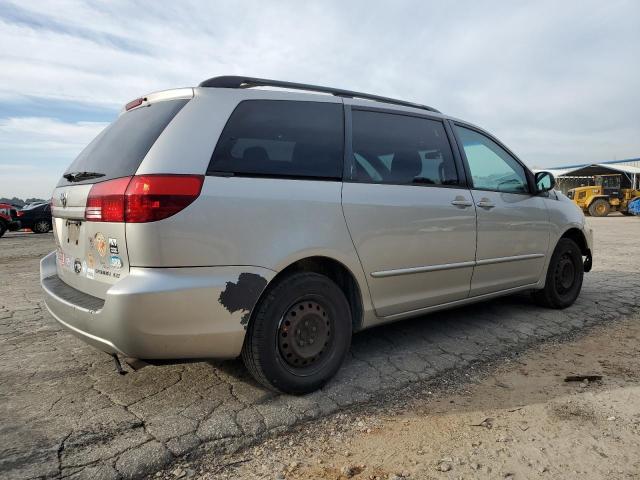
198, 76, 441, 113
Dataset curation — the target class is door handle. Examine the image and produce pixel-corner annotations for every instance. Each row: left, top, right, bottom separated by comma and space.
476, 199, 496, 209
451, 198, 473, 208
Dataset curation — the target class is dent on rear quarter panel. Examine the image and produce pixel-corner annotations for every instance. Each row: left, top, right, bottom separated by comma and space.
218, 272, 268, 329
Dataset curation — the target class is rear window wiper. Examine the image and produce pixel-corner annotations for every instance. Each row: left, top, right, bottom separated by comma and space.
63, 171, 105, 182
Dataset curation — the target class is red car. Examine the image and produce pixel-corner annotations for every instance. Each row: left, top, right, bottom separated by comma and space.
0, 203, 21, 237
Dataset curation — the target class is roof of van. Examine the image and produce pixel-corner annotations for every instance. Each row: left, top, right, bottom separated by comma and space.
198, 76, 441, 114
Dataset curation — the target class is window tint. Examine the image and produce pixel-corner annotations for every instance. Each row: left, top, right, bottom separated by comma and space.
209, 100, 344, 179
455, 126, 529, 193
58, 99, 189, 186
350, 110, 458, 186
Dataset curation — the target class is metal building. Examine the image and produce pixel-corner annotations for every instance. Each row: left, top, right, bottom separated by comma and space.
538, 157, 640, 195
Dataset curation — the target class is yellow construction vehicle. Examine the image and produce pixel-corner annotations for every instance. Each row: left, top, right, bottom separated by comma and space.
567, 174, 640, 216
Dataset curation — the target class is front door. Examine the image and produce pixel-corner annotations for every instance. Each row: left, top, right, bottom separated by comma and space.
453, 124, 550, 296
342, 108, 477, 317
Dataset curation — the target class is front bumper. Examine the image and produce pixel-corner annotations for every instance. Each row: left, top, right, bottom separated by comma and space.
7, 220, 21, 231
40, 251, 275, 359
583, 223, 594, 272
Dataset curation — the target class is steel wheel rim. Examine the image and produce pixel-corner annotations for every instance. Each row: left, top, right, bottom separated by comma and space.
277, 299, 332, 371
35, 221, 49, 232
554, 253, 576, 294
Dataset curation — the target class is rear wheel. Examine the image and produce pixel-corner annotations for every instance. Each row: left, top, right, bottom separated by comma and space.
242, 272, 352, 394
32, 220, 51, 233
0, 222, 6, 238
533, 238, 584, 309
588, 199, 610, 217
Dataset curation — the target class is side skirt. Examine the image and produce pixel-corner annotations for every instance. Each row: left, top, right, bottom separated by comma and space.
363, 282, 540, 329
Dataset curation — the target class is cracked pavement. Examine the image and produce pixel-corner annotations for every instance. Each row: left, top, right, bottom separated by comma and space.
1, 217, 639, 480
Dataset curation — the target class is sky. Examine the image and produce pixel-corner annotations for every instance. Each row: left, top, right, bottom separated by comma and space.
0, 0, 639, 199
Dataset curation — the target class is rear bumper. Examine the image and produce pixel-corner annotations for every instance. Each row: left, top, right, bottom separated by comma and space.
40, 251, 275, 359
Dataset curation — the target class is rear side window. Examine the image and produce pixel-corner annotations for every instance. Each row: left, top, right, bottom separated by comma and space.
350, 110, 458, 186
58, 99, 189, 186
208, 100, 344, 179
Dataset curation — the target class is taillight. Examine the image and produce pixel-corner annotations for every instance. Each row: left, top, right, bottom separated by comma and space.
84, 175, 203, 223
85, 177, 131, 222
16, 210, 23, 217
125, 175, 204, 223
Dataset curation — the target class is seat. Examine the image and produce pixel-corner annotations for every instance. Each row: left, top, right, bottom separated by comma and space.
242, 146, 270, 164
291, 143, 338, 176
439, 158, 458, 185
388, 151, 422, 183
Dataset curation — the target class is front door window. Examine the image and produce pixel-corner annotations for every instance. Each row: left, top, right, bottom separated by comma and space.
455, 126, 528, 194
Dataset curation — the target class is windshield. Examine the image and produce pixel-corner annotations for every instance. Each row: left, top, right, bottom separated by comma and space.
58, 99, 188, 187
596, 176, 621, 189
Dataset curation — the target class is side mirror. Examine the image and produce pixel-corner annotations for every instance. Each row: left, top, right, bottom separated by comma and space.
535, 171, 556, 193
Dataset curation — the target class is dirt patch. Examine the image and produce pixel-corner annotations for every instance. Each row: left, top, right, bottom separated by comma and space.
170, 314, 640, 479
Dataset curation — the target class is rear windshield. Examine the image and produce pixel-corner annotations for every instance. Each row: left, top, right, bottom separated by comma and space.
57, 99, 189, 186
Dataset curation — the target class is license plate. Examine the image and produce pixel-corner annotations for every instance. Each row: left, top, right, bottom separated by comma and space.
66, 220, 81, 245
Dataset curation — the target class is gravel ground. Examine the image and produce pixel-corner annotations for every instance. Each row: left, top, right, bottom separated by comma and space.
1, 217, 639, 480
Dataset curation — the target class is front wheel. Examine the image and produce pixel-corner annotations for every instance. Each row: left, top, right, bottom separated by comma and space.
533, 238, 584, 309
588, 199, 610, 217
242, 272, 352, 394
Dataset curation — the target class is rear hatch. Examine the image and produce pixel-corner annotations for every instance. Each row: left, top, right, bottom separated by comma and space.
51, 92, 191, 299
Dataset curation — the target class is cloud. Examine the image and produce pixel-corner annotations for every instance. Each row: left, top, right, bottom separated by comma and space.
0, 116, 107, 156
0, 0, 639, 198
0, 172, 63, 199
0, 117, 107, 197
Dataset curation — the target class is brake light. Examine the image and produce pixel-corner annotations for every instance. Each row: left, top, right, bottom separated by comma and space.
85, 177, 131, 222
84, 175, 203, 223
125, 97, 144, 111
16, 210, 23, 217
125, 175, 204, 223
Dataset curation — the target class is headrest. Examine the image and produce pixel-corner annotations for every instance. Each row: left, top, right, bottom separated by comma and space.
389, 151, 422, 182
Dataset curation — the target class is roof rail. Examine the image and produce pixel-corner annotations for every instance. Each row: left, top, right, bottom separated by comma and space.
198, 76, 441, 113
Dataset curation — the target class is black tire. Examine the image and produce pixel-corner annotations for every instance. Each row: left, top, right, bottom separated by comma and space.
621, 211, 633, 216
32, 220, 51, 233
588, 199, 610, 217
0, 222, 6, 238
242, 272, 352, 394
533, 238, 584, 309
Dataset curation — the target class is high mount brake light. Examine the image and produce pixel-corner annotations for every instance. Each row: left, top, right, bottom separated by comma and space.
125, 98, 144, 111
84, 175, 204, 223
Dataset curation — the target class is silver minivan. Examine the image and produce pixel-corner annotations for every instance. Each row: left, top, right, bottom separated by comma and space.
41, 76, 593, 394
